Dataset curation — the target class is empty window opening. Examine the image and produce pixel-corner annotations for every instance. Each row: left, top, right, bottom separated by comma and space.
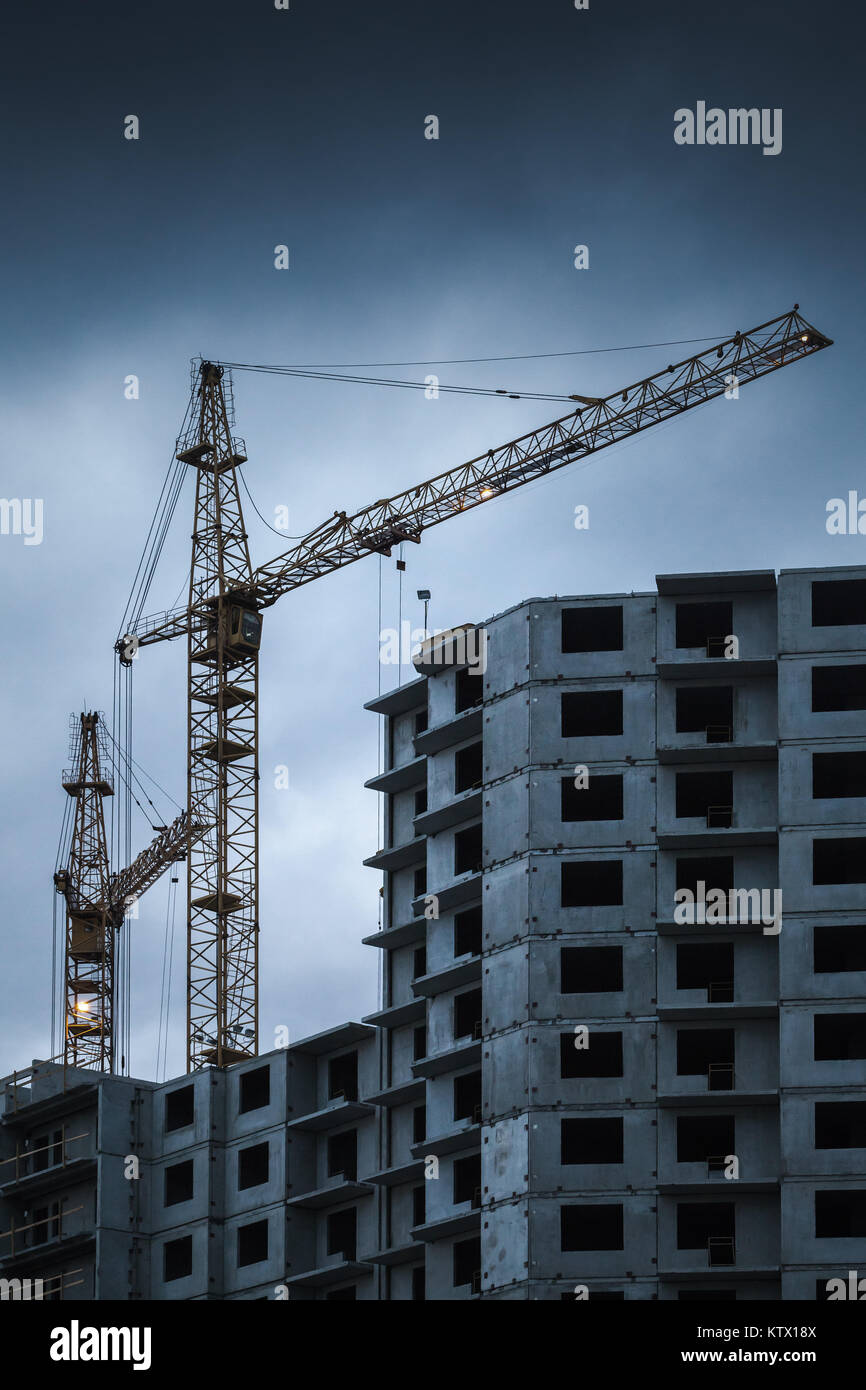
815, 1189, 866, 1238
676, 856, 735, 899
238, 1141, 270, 1190
813, 1013, 866, 1061
677, 1029, 734, 1090
676, 1202, 735, 1263
414, 787, 428, 816
454, 988, 482, 1041
164, 1160, 194, 1207
813, 837, 866, 885
455, 742, 483, 793
164, 1084, 195, 1133
814, 925, 866, 973
413, 1184, 426, 1227
560, 1030, 623, 1079
414, 866, 427, 898
815, 1102, 866, 1149
675, 686, 734, 742
812, 664, 866, 712
413, 1025, 427, 1061
453, 1153, 481, 1207
414, 708, 429, 736
163, 1235, 193, 1282
813, 752, 866, 800
413, 945, 427, 980
562, 606, 623, 654
413, 1105, 426, 1143
561, 860, 623, 907
411, 1266, 426, 1301
676, 1115, 735, 1164
237, 1219, 268, 1268
326, 1208, 357, 1261
455, 667, 483, 714
675, 601, 733, 652
676, 943, 734, 1003
811, 579, 866, 628
453, 1071, 481, 1123
453, 1235, 481, 1288
239, 1065, 270, 1114
560, 945, 623, 994
454, 906, 482, 958
561, 1116, 623, 1165
329, 1052, 359, 1103
561, 774, 623, 822
561, 690, 623, 738
676, 771, 733, 826
327, 1131, 357, 1182
454, 824, 482, 876
326, 1286, 356, 1301
561, 1204, 623, 1251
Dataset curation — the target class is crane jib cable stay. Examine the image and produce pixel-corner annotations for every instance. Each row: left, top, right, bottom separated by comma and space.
112, 305, 830, 1073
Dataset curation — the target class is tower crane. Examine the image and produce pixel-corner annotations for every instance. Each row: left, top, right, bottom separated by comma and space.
53, 711, 205, 1070
119, 306, 831, 1071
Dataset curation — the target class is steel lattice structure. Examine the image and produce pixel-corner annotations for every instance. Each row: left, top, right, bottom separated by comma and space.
123, 306, 831, 1071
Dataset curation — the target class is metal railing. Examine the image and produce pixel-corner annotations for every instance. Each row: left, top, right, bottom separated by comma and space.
0, 1203, 85, 1261
0, 1127, 90, 1184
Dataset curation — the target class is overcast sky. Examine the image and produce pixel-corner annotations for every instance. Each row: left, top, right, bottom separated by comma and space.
0, 0, 861, 1080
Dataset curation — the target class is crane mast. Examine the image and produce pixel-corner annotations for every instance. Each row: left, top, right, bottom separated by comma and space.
122, 306, 832, 1072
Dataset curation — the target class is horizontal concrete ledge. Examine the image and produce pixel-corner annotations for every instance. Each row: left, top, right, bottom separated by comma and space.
657, 829, 778, 849
411, 1210, 481, 1243
362, 998, 425, 1029
364, 756, 426, 795
414, 789, 482, 836
413, 957, 482, 998
656, 920, 769, 936
1, 1082, 99, 1128
656, 570, 777, 596
363, 1158, 426, 1188
363, 837, 426, 872
657, 659, 777, 680
658, 1266, 780, 1283
286, 1180, 374, 1210
657, 1181, 780, 1195
364, 1078, 426, 1108
414, 706, 482, 755
283, 1260, 374, 1289
657, 1003, 780, 1021
289, 1022, 375, 1056
411, 1124, 481, 1159
0, 1232, 95, 1276
658, 1091, 780, 1108
364, 677, 426, 717
415, 874, 482, 917
363, 1242, 421, 1267
362, 917, 426, 950
0, 1156, 97, 1201
412, 1039, 481, 1078
286, 1099, 376, 1132
658, 743, 778, 764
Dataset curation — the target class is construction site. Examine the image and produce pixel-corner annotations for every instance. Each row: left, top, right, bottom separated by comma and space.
2, 309, 865, 1301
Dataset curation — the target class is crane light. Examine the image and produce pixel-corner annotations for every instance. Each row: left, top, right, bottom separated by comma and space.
480, 488, 495, 499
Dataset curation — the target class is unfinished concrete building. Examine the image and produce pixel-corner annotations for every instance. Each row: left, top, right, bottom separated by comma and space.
2, 564, 865, 1300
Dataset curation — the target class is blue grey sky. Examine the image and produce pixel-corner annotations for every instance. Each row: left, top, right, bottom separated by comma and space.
0, 0, 861, 1078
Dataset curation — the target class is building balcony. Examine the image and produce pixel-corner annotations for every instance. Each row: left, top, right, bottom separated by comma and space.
363, 837, 426, 873
657, 1001, 779, 1022
414, 789, 483, 837
411, 1209, 481, 1243
286, 1179, 374, 1211
414, 706, 483, 756
283, 1259, 374, 1291
365, 756, 427, 796
362, 998, 425, 1030
362, 1157, 426, 1188
658, 740, 778, 765
363, 1077, 426, 1108
410, 1119, 481, 1160
412, 957, 482, 999
286, 1099, 376, 1133
0, 1155, 96, 1201
412, 1036, 481, 1078
362, 917, 426, 950
413, 871, 482, 918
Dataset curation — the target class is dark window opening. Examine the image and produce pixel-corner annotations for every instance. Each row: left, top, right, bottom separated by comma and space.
454, 988, 482, 1041
814, 1013, 866, 1061
675, 686, 734, 741
812, 664, 866, 712
454, 824, 482, 876
238, 1141, 270, 1190
413, 1184, 426, 1227
454, 906, 482, 958
414, 787, 428, 816
677, 1029, 734, 1089
676, 1202, 735, 1260
815, 1102, 866, 1149
326, 1208, 357, 1261
413, 1025, 427, 1061
413, 1105, 427, 1143
327, 1130, 357, 1182
413, 945, 427, 980
561, 690, 623, 738
811, 579, 866, 628
561, 1116, 623, 1165
560, 1030, 623, 1079
453, 1235, 481, 1288
456, 667, 483, 713
455, 742, 483, 793
414, 866, 427, 898
239, 1065, 270, 1114
561, 945, 623, 994
453, 1071, 481, 1123
675, 601, 733, 652
411, 1266, 425, 1301
679, 1289, 737, 1301
814, 925, 866, 973
326, 1286, 356, 1301
561, 860, 623, 907
562, 606, 623, 654
415, 708, 429, 736
237, 1219, 268, 1267
676, 771, 733, 824
329, 1052, 359, 1103
676, 943, 734, 1003
676, 1115, 735, 1164
561, 1204, 623, 1251
813, 837, 866, 885
561, 774, 623, 822
164, 1159, 194, 1207
815, 1189, 866, 1238
164, 1084, 195, 1133
676, 856, 734, 898
813, 752, 866, 800
453, 1153, 481, 1206
163, 1235, 193, 1282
